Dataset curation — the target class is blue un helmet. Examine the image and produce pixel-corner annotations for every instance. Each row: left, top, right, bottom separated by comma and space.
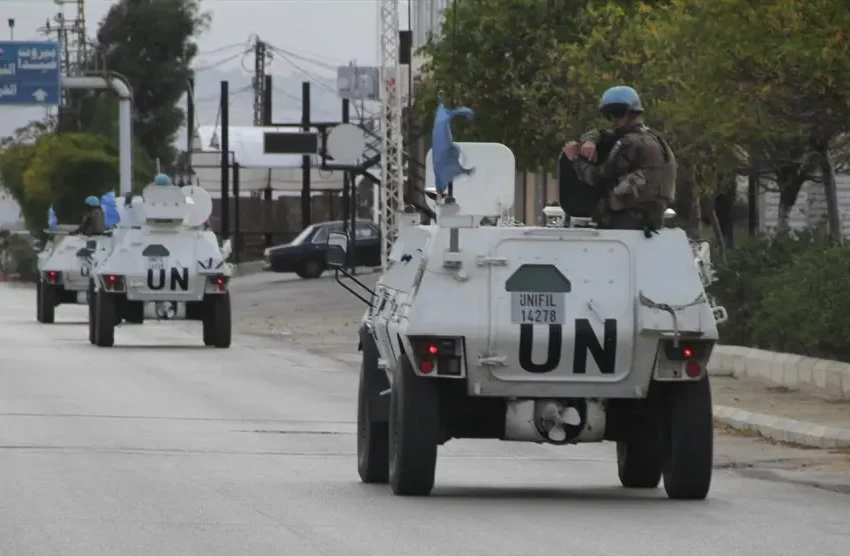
84, 195, 100, 207
599, 85, 644, 116
153, 173, 172, 186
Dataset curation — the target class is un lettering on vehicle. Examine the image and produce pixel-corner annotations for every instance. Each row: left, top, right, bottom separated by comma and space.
511, 291, 617, 375
146, 263, 190, 291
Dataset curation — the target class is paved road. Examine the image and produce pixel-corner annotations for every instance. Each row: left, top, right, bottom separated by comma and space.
1, 280, 849, 556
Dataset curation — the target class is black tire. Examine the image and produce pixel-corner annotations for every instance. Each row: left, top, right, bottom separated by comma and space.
36, 281, 56, 323
185, 301, 204, 321
296, 259, 324, 279
357, 331, 390, 484
94, 290, 116, 347
87, 281, 96, 344
124, 300, 145, 324
662, 377, 714, 500
388, 355, 440, 496
202, 293, 231, 348
617, 433, 663, 489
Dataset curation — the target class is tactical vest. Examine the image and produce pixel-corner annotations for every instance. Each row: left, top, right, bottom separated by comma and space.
608, 125, 676, 212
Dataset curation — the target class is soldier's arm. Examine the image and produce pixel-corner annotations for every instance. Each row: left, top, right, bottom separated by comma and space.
70, 214, 89, 235
579, 129, 603, 144
572, 137, 638, 186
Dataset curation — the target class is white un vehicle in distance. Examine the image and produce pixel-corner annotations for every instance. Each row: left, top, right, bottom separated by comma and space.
326, 142, 726, 500
36, 224, 114, 323
88, 183, 233, 347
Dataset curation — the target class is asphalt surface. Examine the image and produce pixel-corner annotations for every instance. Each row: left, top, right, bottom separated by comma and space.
1, 276, 849, 556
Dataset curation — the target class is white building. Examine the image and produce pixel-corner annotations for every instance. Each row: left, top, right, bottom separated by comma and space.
0, 188, 24, 230
412, 0, 452, 52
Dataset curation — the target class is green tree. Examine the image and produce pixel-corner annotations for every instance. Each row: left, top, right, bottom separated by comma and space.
648, 0, 850, 241
414, 0, 593, 172
0, 125, 152, 232
85, 0, 210, 171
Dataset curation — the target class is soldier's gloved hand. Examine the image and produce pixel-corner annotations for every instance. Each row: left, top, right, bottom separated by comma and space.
564, 141, 580, 159
580, 142, 597, 162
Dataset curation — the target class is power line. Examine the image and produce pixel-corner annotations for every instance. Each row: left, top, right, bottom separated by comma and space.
193, 51, 248, 72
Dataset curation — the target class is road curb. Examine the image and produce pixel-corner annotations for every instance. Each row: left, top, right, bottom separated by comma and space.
232, 260, 265, 277
713, 405, 850, 449
708, 346, 850, 401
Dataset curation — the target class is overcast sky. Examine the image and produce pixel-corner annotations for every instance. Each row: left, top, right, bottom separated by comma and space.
0, 0, 412, 137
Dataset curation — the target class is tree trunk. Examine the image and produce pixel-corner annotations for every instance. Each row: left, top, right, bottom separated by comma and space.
747, 166, 759, 236
674, 162, 701, 239
713, 189, 735, 248
817, 148, 842, 244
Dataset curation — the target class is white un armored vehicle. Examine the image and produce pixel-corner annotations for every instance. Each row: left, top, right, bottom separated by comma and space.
326, 143, 726, 500
88, 182, 233, 347
36, 225, 114, 323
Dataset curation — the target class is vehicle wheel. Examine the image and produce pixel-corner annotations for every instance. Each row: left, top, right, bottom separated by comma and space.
296, 260, 324, 279
87, 281, 95, 344
616, 430, 662, 489
124, 300, 145, 324
94, 290, 116, 347
357, 331, 390, 484
388, 355, 440, 496
202, 293, 231, 348
662, 377, 714, 500
37, 281, 56, 324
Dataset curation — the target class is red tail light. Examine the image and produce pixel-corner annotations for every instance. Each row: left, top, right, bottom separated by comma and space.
102, 274, 124, 292
410, 337, 463, 377
45, 270, 59, 284
209, 275, 229, 292
662, 340, 711, 361
685, 361, 701, 377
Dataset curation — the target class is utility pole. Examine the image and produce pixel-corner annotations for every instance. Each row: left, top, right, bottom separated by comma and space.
38, 0, 88, 124
252, 38, 269, 126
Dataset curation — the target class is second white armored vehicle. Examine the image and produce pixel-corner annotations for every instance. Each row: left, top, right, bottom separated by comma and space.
327, 143, 724, 500
36, 225, 114, 323
88, 182, 233, 347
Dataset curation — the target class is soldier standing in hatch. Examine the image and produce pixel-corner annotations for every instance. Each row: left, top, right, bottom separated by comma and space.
563, 86, 676, 234
70, 196, 107, 236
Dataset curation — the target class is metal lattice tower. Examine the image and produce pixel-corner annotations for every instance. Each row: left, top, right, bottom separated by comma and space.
39, 0, 88, 109
252, 38, 268, 126
378, 0, 405, 269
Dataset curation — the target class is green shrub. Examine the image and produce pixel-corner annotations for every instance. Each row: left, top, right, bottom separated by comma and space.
708, 228, 829, 347
0, 232, 39, 282
754, 244, 850, 362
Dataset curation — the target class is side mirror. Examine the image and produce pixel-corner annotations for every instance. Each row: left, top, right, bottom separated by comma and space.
221, 239, 232, 260
325, 231, 349, 268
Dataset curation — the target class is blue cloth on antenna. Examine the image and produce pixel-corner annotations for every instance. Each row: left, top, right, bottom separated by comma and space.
431, 99, 475, 194
100, 191, 120, 228
47, 206, 58, 230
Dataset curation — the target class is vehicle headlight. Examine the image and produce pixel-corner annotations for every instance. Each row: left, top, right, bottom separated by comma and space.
263, 248, 270, 257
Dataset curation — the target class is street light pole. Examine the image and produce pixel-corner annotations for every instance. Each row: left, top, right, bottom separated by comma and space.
7, 18, 15, 40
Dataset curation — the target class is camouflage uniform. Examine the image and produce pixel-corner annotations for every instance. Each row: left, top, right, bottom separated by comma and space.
73, 208, 107, 235
573, 124, 676, 233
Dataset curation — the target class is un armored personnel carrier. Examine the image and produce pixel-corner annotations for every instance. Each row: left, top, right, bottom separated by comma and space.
88, 184, 233, 347
327, 143, 725, 500
36, 225, 114, 323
